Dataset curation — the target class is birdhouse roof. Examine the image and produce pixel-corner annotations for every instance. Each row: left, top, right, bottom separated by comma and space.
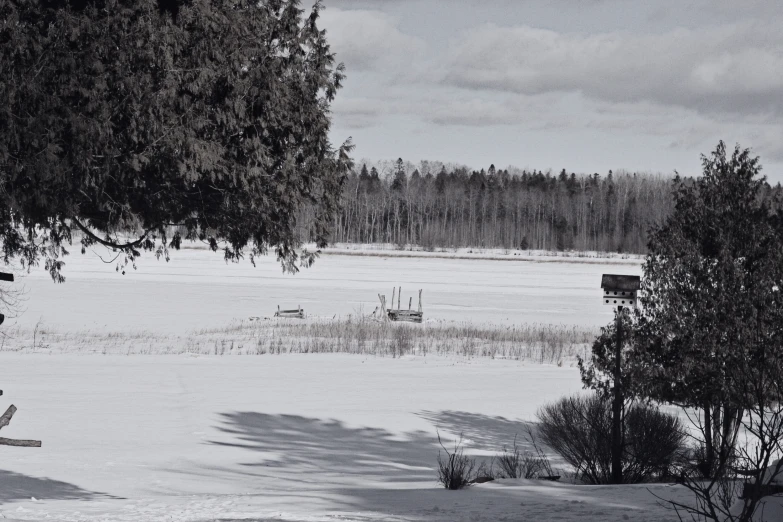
601, 274, 640, 291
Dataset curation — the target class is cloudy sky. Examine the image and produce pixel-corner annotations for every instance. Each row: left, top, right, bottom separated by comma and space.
318, 0, 783, 180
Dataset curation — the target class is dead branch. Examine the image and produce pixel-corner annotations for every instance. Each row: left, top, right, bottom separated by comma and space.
0, 437, 41, 447
0, 404, 17, 430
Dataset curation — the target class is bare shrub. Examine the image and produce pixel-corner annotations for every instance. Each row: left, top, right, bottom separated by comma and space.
661, 374, 783, 522
537, 393, 686, 484
474, 458, 496, 482
495, 434, 543, 479
494, 427, 557, 480
436, 433, 476, 490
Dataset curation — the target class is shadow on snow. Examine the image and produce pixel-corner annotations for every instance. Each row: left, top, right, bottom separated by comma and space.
210, 412, 437, 484
194, 411, 667, 520
416, 410, 537, 452
0, 468, 117, 502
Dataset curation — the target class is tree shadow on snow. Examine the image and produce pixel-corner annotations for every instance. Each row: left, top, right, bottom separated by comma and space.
417, 410, 537, 452
202, 411, 667, 519
210, 412, 437, 485
0, 469, 117, 502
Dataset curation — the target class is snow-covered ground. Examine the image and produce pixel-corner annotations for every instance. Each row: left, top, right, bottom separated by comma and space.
0, 246, 722, 521
2, 244, 641, 334
0, 354, 695, 521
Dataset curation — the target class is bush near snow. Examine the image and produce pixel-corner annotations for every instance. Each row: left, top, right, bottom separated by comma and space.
537, 393, 686, 484
436, 433, 477, 489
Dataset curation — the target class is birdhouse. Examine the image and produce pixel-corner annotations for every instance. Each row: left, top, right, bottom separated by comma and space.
601, 274, 640, 308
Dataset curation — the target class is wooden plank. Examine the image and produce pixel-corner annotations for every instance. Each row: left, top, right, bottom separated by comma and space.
0, 405, 17, 430
0, 272, 13, 282
274, 307, 305, 319
387, 309, 423, 323
0, 438, 41, 447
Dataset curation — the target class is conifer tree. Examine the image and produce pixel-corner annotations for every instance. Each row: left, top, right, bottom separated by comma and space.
0, 0, 352, 281
633, 142, 783, 477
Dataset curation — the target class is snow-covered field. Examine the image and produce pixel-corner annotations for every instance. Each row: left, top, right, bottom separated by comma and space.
0, 247, 704, 521
0, 354, 695, 522
3, 244, 641, 334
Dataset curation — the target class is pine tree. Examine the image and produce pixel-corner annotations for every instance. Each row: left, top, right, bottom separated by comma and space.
391, 158, 406, 192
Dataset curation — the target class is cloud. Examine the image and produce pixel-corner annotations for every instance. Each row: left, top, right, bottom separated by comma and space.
322, 3, 783, 173
331, 96, 385, 129
443, 22, 783, 118
319, 8, 427, 73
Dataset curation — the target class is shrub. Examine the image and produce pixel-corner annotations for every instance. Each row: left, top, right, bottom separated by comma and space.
474, 458, 496, 482
436, 433, 476, 490
537, 393, 686, 484
623, 402, 688, 482
496, 434, 547, 479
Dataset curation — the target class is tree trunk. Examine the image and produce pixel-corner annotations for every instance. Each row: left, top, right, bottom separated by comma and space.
704, 403, 713, 477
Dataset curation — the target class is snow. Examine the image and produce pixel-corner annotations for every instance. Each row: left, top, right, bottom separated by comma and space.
3, 243, 641, 335
0, 246, 715, 521
0, 354, 693, 521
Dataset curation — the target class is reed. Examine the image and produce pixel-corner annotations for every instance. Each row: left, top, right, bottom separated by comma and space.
0, 317, 597, 363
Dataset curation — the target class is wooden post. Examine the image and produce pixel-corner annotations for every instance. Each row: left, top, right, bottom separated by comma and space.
418, 290, 423, 312
378, 294, 387, 319
611, 306, 623, 484
408, 297, 412, 310
391, 288, 396, 311
398, 286, 401, 310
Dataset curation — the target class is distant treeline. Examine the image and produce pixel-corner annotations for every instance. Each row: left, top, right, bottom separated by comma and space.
296, 158, 777, 254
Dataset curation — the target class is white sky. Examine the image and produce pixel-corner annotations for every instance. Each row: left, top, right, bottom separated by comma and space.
319, 0, 783, 180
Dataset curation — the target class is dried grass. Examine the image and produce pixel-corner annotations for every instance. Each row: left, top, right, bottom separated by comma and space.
0, 316, 595, 362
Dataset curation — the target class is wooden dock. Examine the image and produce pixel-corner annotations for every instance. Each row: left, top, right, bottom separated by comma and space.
274, 305, 305, 319
377, 287, 423, 323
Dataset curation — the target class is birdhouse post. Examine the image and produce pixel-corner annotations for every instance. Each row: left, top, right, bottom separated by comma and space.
601, 274, 640, 485
0, 272, 13, 327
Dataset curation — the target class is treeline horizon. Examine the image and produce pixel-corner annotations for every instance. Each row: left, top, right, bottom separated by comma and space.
296, 158, 781, 254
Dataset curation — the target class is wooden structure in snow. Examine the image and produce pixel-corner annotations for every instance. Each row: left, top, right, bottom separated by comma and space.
274, 305, 304, 319
0, 272, 41, 448
0, 271, 11, 326
377, 287, 423, 323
